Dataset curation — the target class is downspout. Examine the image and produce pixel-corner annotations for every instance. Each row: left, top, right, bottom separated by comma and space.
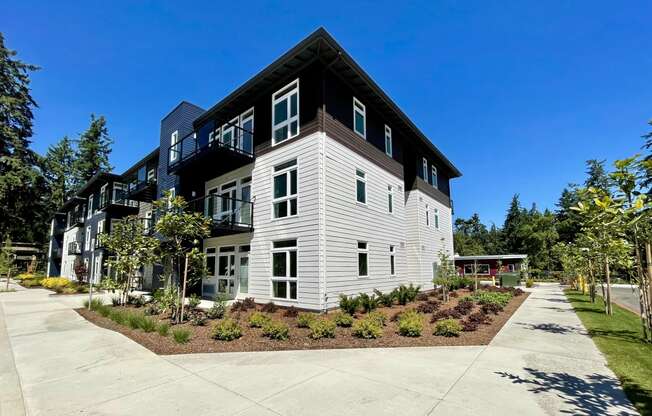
320, 51, 341, 312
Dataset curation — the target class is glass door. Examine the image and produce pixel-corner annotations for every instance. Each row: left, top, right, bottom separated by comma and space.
219, 183, 237, 224
217, 247, 236, 297
239, 179, 251, 226
238, 255, 249, 295
240, 109, 254, 154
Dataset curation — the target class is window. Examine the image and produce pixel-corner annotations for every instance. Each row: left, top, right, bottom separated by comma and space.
272, 79, 299, 145
387, 185, 393, 213
147, 168, 156, 183
170, 131, 179, 162
434, 208, 440, 229
167, 187, 175, 208
97, 219, 105, 235
431, 165, 438, 189
87, 197, 93, 219
112, 183, 127, 204
425, 204, 430, 226
422, 158, 428, 181
85, 226, 91, 251
273, 159, 298, 218
508, 263, 516, 272
99, 184, 107, 209
271, 239, 297, 300
239, 108, 254, 154
205, 247, 216, 277
389, 245, 396, 276
353, 97, 366, 138
357, 241, 368, 277
221, 117, 239, 148
384, 125, 392, 157
356, 169, 366, 204
144, 211, 152, 233
464, 264, 490, 275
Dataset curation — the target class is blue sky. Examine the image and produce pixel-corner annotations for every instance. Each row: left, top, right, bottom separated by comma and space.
5, 1, 652, 226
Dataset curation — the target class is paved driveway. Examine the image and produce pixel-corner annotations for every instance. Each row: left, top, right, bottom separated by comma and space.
0, 283, 637, 415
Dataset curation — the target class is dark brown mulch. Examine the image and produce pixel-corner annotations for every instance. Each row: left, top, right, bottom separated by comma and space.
76, 290, 530, 355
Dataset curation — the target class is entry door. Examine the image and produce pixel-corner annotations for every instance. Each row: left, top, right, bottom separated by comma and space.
239, 183, 251, 226
238, 255, 249, 295
205, 188, 218, 220
219, 186, 237, 224
217, 252, 236, 297
240, 111, 254, 154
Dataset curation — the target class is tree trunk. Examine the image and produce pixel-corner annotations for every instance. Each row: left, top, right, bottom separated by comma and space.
6, 268, 12, 291
588, 258, 596, 303
474, 260, 479, 291
644, 242, 652, 343
605, 256, 613, 316
179, 254, 189, 324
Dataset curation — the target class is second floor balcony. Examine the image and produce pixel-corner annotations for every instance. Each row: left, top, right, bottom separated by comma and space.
98, 185, 139, 214
128, 177, 157, 202
189, 193, 254, 236
67, 241, 81, 255
167, 120, 254, 179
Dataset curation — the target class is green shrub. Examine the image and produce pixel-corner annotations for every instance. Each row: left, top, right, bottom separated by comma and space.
472, 291, 512, 308
397, 310, 424, 337
212, 318, 242, 341
394, 284, 421, 305
333, 312, 354, 327
367, 310, 387, 327
309, 318, 336, 339
373, 289, 395, 307
157, 322, 170, 337
434, 318, 462, 337
83, 298, 104, 310
140, 316, 157, 332
21, 278, 43, 288
358, 292, 379, 313
126, 312, 144, 330
339, 294, 359, 315
172, 328, 192, 344
352, 316, 383, 339
97, 304, 111, 317
525, 278, 534, 288
109, 309, 127, 325
207, 295, 227, 319
450, 276, 473, 290
249, 311, 272, 328
188, 293, 201, 310
41, 277, 72, 290
262, 320, 290, 340
297, 312, 317, 328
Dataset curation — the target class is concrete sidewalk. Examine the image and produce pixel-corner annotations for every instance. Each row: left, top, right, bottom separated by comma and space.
0, 283, 637, 415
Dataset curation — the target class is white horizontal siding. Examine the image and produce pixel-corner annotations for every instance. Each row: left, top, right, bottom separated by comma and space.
61, 226, 83, 280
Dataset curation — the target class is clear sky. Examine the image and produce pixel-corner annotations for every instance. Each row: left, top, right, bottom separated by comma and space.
5, 1, 652, 226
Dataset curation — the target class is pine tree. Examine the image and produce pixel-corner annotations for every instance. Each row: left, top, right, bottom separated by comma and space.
73, 114, 112, 187
0, 32, 49, 243
43, 136, 75, 207
556, 184, 583, 243
585, 159, 611, 192
642, 120, 652, 191
503, 194, 525, 254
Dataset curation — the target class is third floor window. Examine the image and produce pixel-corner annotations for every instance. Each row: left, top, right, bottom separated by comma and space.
273, 159, 298, 218
272, 79, 299, 145
353, 97, 366, 138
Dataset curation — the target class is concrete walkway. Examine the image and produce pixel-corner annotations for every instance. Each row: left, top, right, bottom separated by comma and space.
0, 283, 637, 415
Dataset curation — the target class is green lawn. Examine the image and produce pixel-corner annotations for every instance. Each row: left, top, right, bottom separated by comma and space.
566, 290, 652, 415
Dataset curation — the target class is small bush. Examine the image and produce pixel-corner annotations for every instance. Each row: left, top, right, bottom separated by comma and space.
83, 298, 104, 310
481, 303, 503, 315
283, 306, 299, 317
450, 276, 473, 290
242, 297, 256, 309
297, 312, 317, 328
127, 294, 147, 307
172, 328, 192, 344
212, 318, 243, 341
468, 311, 491, 325
140, 316, 157, 332
41, 277, 71, 290
189, 312, 206, 326
309, 318, 336, 339
416, 292, 430, 301
144, 304, 161, 316
333, 312, 354, 327
21, 279, 42, 288
126, 312, 144, 330
352, 317, 383, 339
358, 292, 379, 313
374, 289, 395, 307
262, 320, 290, 340
97, 305, 111, 318
367, 310, 387, 327
461, 320, 478, 332
431, 308, 462, 322
109, 309, 127, 325
207, 295, 227, 319
339, 294, 359, 315
231, 300, 246, 312
261, 302, 278, 313
249, 311, 272, 328
472, 291, 512, 308
513, 288, 524, 296
525, 279, 534, 288
453, 299, 474, 316
157, 322, 170, 336
188, 294, 201, 310
397, 310, 424, 337
111, 296, 121, 306
434, 319, 462, 337
416, 300, 440, 314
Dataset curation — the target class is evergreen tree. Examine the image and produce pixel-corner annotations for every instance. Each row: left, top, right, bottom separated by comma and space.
585, 159, 611, 192
556, 184, 583, 243
0, 32, 48, 243
43, 136, 75, 207
642, 119, 652, 191
503, 194, 526, 253
73, 114, 112, 187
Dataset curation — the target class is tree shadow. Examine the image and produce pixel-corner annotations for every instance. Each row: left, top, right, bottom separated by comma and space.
515, 322, 587, 335
588, 328, 644, 345
496, 368, 638, 415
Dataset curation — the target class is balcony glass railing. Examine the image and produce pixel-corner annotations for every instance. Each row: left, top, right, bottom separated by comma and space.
168, 120, 254, 171
98, 187, 138, 210
189, 194, 253, 229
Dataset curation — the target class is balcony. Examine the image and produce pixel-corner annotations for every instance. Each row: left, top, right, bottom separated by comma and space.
97, 186, 139, 215
189, 194, 253, 236
67, 211, 85, 228
167, 122, 254, 180
128, 177, 157, 202
94, 234, 106, 250
67, 241, 82, 255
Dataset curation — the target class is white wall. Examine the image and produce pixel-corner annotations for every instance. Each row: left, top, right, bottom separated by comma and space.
61, 226, 83, 280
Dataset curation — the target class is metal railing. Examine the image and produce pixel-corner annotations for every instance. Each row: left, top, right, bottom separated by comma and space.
68, 211, 85, 227
189, 193, 254, 229
168, 121, 254, 171
128, 177, 157, 194
98, 187, 138, 210
67, 241, 81, 254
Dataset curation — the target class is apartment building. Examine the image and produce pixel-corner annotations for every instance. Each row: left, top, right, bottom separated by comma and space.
47, 28, 461, 311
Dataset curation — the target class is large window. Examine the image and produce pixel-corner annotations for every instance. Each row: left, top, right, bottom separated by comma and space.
384, 125, 392, 157
425, 204, 430, 226
353, 97, 366, 138
272, 79, 299, 145
85, 226, 91, 251
434, 208, 440, 229
170, 130, 179, 162
358, 241, 368, 277
422, 158, 428, 181
87, 197, 93, 219
273, 159, 298, 218
389, 245, 396, 276
431, 165, 438, 189
271, 239, 297, 300
387, 185, 393, 213
464, 264, 490, 275
356, 169, 366, 204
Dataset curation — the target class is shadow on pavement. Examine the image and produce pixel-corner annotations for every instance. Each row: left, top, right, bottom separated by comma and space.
496, 368, 638, 415
514, 322, 587, 335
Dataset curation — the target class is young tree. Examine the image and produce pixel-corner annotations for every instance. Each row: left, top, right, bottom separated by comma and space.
73, 115, 113, 187
0, 32, 49, 244
43, 136, 76, 208
154, 192, 210, 322
74, 260, 88, 284
433, 245, 457, 303
0, 238, 15, 291
101, 218, 159, 305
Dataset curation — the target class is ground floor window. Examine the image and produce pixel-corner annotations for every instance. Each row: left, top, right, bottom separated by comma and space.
389, 245, 395, 276
358, 241, 368, 277
271, 239, 297, 300
464, 263, 490, 275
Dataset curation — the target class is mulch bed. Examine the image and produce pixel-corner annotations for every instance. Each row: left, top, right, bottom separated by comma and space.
76, 289, 529, 355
